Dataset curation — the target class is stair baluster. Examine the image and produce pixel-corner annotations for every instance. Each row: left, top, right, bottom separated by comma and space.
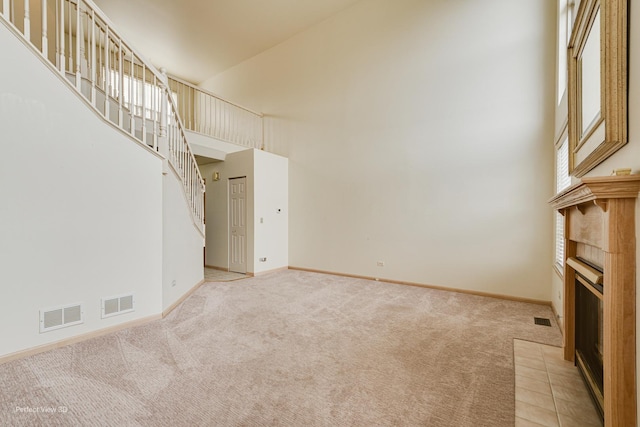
23, 0, 29, 40
40, 0, 46, 54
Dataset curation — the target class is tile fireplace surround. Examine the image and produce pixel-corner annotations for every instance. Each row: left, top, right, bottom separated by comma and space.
549, 175, 640, 426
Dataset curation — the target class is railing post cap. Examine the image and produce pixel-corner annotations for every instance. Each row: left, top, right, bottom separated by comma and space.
158, 68, 169, 86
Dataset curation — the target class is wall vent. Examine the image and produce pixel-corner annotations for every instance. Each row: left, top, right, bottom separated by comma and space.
534, 317, 552, 327
101, 294, 135, 319
39, 303, 84, 333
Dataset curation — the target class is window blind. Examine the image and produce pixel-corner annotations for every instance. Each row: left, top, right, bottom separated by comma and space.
555, 138, 571, 267
556, 138, 571, 193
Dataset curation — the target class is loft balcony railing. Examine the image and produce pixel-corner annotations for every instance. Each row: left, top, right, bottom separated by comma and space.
0, 0, 205, 233
168, 76, 264, 150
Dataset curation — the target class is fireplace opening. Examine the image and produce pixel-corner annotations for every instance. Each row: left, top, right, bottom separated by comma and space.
574, 259, 604, 421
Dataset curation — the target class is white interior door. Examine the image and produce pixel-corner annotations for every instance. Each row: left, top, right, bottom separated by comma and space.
229, 177, 247, 274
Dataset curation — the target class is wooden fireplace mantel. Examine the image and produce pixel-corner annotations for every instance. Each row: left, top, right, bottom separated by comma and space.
549, 175, 640, 427
550, 175, 640, 211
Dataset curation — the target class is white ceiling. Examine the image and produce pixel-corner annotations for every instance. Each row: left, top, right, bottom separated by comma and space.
93, 0, 362, 84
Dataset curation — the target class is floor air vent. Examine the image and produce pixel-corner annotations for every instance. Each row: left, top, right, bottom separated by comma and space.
534, 317, 552, 327
101, 294, 135, 319
40, 303, 84, 333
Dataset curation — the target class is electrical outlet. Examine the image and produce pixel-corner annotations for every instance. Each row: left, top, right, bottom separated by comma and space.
377, 261, 384, 267
172, 280, 176, 287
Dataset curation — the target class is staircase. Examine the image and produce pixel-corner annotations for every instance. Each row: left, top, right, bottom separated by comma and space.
0, 0, 204, 233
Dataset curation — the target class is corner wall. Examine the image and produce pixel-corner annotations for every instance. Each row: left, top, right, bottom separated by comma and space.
201, 0, 557, 300
254, 149, 289, 274
161, 165, 205, 311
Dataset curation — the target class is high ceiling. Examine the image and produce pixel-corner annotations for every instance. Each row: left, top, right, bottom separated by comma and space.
93, 0, 362, 84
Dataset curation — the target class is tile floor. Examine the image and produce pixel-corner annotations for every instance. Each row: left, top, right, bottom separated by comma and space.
204, 267, 248, 282
514, 339, 603, 427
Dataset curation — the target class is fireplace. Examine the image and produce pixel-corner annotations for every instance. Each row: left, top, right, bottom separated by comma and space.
549, 175, 640, 427
574, 259, 604, 420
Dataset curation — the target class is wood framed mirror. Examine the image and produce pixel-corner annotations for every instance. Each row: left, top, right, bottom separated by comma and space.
567, 0, 628, 177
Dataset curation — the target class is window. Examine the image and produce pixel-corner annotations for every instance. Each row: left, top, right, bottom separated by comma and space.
553, 0, 580, 273
105, 68, 165, 121
557, 0, 578, 105
555, 136, 571, 269
557, 1, 569, 104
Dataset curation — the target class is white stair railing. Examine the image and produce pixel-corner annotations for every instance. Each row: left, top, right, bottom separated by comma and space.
0, 0, 204, 233
168, 76, 264, 150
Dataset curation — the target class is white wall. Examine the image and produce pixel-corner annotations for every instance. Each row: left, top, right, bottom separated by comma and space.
201, 0, 557, 300
254, 149, 289, 274
161, 165, 205, 311
201, 149, 288, 274
0, 22, 163, 357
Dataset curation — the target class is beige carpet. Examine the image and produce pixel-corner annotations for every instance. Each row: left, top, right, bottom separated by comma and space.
0, 270, 561, 426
